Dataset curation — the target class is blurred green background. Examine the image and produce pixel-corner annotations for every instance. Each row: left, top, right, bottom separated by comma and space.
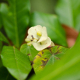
0, 0, 58, 14
30, 0, 58, 14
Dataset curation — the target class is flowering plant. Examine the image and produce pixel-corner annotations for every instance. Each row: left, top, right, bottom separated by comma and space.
25, 25, 54, 51
0, 0, 80, 80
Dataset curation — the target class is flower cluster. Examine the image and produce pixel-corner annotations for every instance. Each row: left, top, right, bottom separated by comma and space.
25, 25, 54, 51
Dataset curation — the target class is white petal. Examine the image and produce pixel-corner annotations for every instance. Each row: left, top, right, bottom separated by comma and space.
27, 35, 32, 40
35, 25, 43, 31
38, 27, 48, 42
28, 27, 38, 39
38, 37, 47, 42
32, 37, 51, 51
42, 27, 48, 37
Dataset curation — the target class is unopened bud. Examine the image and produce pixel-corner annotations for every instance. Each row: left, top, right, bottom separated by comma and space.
25, 38, 30, 42
27, 42, 32, 46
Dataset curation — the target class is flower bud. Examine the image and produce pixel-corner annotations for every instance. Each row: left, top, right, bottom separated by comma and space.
27, 42, 32, 46
25, 38, 30, 42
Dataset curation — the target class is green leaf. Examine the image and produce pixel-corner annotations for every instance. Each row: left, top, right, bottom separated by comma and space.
33, 46, 68, 74
0, 56, 3, 68
30, 12, 67, 47
0, 41, 3, 53
0, 1, 30, 47
0, 67, 16, 80
56, 0, 80, 31
20, 44, 39, 61
0, 32, 9, 44
1, 46, 32, 80
46, 46, 68, 66
30, 34, 80, 80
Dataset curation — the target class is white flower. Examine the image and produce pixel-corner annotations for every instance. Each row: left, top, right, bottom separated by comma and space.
32, 37, 51, 51
25, 25, 54, 51
28, 25, 48, 42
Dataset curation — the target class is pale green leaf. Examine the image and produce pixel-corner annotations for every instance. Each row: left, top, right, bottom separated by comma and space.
0, 1, 30, 47
20, 44, 38, 61
1, 46, 32, 80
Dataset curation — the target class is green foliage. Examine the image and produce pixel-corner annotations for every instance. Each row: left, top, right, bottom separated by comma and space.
56, 0, 80, 31
30, 12, 67, 47
0, 57, 3, 68
33, 46, 68, 74
0, 32, 9, 44
0, 41, 3, 53
45, 46, 68, 66
0, 18, 2, 29
0, 0, 80, 80
1, 46, 32, 80
0, 0, 30, 47
30, 34, 80, 80
0, 67, 16, 80
20, 44, 39, 61
0, 4, 2, 29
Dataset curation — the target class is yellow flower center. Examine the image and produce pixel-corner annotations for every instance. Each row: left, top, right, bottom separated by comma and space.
37, 31, 42, 36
